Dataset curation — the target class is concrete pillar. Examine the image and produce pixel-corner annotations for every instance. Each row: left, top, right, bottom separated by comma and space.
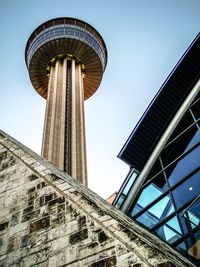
41, 58, 87, 186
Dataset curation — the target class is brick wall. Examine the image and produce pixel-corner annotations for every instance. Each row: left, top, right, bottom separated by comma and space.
0, 130, 195, 267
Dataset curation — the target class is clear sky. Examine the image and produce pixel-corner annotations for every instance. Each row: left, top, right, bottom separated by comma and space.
0, 0, 200, 199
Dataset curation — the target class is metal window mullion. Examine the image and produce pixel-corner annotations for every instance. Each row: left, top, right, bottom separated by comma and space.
164, 117, 200, 150
150, 196, 200, 232
143, 138, 200, 189
132, 164, 200, 220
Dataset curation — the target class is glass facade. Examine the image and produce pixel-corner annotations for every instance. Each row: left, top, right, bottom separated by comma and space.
114, 91, 200, 264
114, 169, 138, 209
26, 24, 107, 69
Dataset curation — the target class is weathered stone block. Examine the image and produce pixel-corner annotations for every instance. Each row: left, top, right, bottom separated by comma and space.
0, 259, 5, 267
37, 181, 46, 190
88, 256, 117, 267
98, 230, 110, 244
0, 222, 8, 232
0, 174, 4, 182
28, 187, 36, 194
7, 234, 20, 253
0, 151, 7, 162
57, 203, 65, 214
45, 193, 55, 203
23, 248, 48, 266
20, 235, 29, 248
78, 215, 86, 230
69, 228, 88, 245
51, 213, 65, 228
10, 211, 21, 226
0, 235, 7, 256
29, 174, 39, 181
30, 217, 50, 232
23, 205, 34, 214
21, 207, 40, 223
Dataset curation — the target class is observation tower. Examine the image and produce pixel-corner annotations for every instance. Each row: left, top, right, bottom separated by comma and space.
25, 18, 107, 186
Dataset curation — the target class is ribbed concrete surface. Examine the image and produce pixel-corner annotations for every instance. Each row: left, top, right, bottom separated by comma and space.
42, 59, 87, 186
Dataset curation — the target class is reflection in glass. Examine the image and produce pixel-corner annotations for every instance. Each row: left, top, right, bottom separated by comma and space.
131, 175, 168, 217
114, 170, 137, 209
123, 171, 137, 195
131, 184, 162, 216
176, 241, 187, 254
168, 145, 200, 186
144, 172, 168, 190
162, 126, 199, 168
135, 195, 174, 228
155, 216, 182, 244
182, 197, 200, 232
172, 170, 200, 209
115, 195, 125, 209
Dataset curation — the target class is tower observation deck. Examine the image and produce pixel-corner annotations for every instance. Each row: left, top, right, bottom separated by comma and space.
25, 17, 107, 186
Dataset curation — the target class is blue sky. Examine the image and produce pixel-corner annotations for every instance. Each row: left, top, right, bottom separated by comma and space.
0, 0, 200, 198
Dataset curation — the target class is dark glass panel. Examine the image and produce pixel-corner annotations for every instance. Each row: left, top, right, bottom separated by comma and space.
130, 176, 169, 217
28, 25, 106, 69
161, 124, 198, 167
191, 99, 200, 120
123, 171, 137, 195
172, 170, 200, 209
175, 241, 187, 254
186, 127, 200, 149
115, 195, 125, 209
145, 158, 162, 182
150, 173, 168, 190
155, 216, 182, 244
135, 195, 174, 228
182, 197, 200, 233
167, 112, 194, 144
167, 144, 200, 186
114, 170, 137, 209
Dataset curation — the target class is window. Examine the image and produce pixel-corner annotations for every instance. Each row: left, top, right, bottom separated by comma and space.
182, 196, 200, 231
168, 145, 200, 186
114, 170, 137, 209
155, 216, 182, 244
144, 159, 162, 183
135, 195, 174, 228
130, 173, 168, 217
161, 125, 199, 167
172, 170, 200, 208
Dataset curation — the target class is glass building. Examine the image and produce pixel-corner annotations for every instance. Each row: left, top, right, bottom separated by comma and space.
113, 34, 200, 265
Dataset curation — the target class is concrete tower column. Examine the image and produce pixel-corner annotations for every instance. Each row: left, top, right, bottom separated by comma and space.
42, 58, 87, 185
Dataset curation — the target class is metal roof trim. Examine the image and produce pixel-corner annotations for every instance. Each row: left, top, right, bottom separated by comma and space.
118, 33, 200, 168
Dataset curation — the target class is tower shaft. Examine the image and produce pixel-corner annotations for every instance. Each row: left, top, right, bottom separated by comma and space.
42, 58, 87, 186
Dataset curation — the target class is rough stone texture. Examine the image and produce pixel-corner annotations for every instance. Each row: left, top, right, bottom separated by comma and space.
0, 129, 196, 267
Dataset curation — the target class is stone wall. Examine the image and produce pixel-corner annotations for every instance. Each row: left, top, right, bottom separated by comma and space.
0, 130, 195, 267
